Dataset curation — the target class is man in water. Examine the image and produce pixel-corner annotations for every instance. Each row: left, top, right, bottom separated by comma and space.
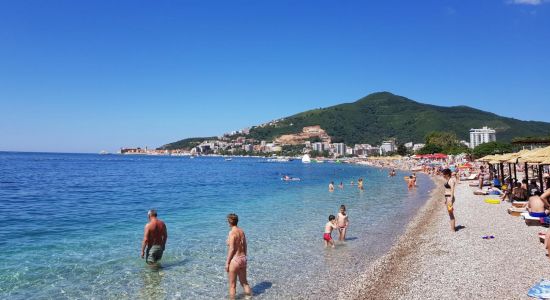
141, 209, 168, 265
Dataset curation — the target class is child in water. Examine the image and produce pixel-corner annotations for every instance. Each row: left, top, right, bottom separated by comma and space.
357, 178, 364, 190
338, 182, 344, 189
336, 205, 349, 241
323, 215, 338, 248
328, 181, 335, 192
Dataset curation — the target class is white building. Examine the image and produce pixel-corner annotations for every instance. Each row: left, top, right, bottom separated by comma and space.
380, 140, 396, 154
312, 142, 324, 152
334, 143, 346, 156
412, 143, 425, 152
469, 126, 496, 149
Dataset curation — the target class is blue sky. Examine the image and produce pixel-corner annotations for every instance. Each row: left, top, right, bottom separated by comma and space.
1, 0, 549, 153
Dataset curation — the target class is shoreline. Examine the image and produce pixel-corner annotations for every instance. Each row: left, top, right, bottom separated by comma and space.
337, 174, 445, 299
340, 174, 549, 299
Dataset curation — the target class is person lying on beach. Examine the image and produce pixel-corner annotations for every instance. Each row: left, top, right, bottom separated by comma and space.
329, 181, 335, 192
527, 195, 549, 217
226, 213, 252, 299
141, 209, 168, 265
336, 205, 349, 241
324, 215, 338, 248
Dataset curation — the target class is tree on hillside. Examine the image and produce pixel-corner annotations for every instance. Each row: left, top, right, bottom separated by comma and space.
472, 142, 513, 159
417, 144, 443, 154
396, 144, 409, 156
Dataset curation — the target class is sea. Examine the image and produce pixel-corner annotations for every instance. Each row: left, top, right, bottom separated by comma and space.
0, 152, 434, 299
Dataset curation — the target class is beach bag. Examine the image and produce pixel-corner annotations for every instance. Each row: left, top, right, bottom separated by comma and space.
528, 279, 550, 299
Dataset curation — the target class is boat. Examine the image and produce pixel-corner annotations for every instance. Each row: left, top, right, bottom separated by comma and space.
267, 158, 290, 162
225, 158, 233, 161
301, 154, 311, 163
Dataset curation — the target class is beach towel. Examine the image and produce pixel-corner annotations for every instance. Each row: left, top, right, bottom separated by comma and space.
527, 279, 550, 299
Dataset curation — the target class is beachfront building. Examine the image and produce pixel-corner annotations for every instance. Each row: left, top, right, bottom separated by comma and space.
334, 143, 346, 156
312, 142, 324, 152
380, 140, 396, 155
412, 143, 425, 152
469, 126, 496, 149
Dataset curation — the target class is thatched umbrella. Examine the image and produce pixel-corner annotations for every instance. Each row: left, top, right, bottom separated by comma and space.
517, 146, 550, 190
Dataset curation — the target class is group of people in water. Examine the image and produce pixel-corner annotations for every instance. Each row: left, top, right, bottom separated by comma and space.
141, 210, 251, 298
323, 205, 350, 248
328, 178, 364, 191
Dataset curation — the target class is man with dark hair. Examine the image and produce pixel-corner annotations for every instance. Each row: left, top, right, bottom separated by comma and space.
141, 209, 168, 265
529, 179, 541, 197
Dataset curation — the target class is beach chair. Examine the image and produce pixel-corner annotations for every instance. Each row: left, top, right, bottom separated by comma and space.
507, 206, 526, 217
512, 201, 528, 208
522, 212, 542, 226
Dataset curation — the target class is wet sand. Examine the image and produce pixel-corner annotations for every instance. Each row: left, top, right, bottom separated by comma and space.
340, 177, 549, 299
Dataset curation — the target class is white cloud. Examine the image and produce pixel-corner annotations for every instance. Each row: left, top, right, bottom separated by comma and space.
509, 0, 548, 5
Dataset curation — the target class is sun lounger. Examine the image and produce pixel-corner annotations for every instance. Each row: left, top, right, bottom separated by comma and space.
508, 207, 527, 217
512, 201, 528, 208
474, 190, 488, 195
522, 212, 544, 226
466, 173, 478, 180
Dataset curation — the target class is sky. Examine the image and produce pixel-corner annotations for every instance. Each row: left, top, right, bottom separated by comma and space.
1, 0, 549, 153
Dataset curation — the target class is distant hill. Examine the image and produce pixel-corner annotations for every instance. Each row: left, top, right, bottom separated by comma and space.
161, 92, 550, 149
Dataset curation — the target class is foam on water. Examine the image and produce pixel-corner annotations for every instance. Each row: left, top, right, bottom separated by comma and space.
0, 152, 433, 299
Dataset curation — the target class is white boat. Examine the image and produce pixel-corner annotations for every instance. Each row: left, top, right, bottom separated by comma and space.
267, 158, 289, 162
301, 154, 311, 163
225, 158, 233, 161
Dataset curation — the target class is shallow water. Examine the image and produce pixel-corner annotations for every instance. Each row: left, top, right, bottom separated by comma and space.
0, 152, 433, 299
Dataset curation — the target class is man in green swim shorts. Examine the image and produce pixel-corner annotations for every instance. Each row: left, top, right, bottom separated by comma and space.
141, 209, 168, 265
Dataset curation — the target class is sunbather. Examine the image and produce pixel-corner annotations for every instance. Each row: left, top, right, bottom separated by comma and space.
527, 195, 549, 218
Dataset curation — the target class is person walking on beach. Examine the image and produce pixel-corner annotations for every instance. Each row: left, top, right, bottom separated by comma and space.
226, 213, 252, 299
336, 205, 349, 241
141, 209, 168, 265
442, 169, 457, 232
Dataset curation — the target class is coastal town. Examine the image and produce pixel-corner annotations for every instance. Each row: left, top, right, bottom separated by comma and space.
119, 124, 498, 158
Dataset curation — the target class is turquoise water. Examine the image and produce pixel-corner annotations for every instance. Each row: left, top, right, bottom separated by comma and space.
0, 152, 433, 299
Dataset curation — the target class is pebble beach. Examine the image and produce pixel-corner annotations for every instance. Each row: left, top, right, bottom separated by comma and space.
341, 176, 549, 300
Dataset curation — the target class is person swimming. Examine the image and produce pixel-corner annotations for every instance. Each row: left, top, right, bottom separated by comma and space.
329, 181, 335, 192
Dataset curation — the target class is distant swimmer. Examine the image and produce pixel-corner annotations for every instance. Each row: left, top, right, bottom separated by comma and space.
358, 178, 364, 190
389, 169, 396, 177
338, 182, 344, 189
350, 181, 355, 186
407, 176, 415, 190
329, 181, 335, 192
336, 205, 349, 241
323, 215, 338, 248
141, 209, 168, 265
225, 213, 252, 298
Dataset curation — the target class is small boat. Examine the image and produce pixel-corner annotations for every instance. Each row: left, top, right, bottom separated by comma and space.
225, 158, 233, 161
281, 176, 301, 181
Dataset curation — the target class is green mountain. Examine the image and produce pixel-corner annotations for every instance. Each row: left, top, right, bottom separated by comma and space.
162, 92, 550, 149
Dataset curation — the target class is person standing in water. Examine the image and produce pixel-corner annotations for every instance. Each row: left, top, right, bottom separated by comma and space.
442, 169, 458, 232
323, 215, 338, 248
141, 209, 168, 265
226, 213, 252, 299
329, 181, 335, 192
357, 178, 364, 190
336, 205, 349, 241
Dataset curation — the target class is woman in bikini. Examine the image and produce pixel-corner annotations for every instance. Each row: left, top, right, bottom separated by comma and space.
442, 169, 457, 232
226, 213, 252, 298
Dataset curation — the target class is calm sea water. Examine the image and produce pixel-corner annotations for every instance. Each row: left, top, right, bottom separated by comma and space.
0, 152, 433, 299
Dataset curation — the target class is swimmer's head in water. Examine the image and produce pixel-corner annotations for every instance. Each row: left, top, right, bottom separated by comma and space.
227, 213, 239, 226
148, 209, 157, 218
328, 215, 336, 221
